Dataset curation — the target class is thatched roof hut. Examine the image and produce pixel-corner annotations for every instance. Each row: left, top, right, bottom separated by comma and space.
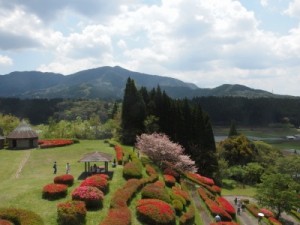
6, 121, 38, 149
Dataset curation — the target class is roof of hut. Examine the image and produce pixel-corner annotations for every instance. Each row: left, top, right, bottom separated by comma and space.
78, 151, 113, 162
6, 121, 38, 139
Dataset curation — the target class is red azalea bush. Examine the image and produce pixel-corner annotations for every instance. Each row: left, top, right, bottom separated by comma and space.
72, 186, 104, 209
216, 197, 236, 216
39, 139, 73, 148
260, 208, 274, 218
205, 198, 232, 221
186, 173, 215, 186
210, 222, 239, 225
0, 208, 44, 225
80, 175, 108, 193
268, 217, 282, 225
154, 180, 165, 188
136, 199, 176, 225
179, 205, 195, 225
163, 168, 180, 181
54, 174, 74, 186
141, 183, 171, 203
172, 186, 191, 203
42, 183, 68, 200
57, 200, 86, 225
114, 145, 123, 165
164, 174, 176, 187
0, 220, 13, 225
99, 207, 131, 225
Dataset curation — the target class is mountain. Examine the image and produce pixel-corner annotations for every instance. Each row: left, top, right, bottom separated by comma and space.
0, 66, 291, 99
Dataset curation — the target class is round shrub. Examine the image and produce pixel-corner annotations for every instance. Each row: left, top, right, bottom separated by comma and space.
0, 208, 44, 225
172, 199, 183, 215
42, 183, 68, 200
141, 183, 171, 203
0, 219, 13, 225
136, 199, 176, 225
172, 186, 190, 204
123, 161, 143, 179
54, 174, 74, 186
163, 168, 180, 181
57, 200, 86, 225
164, 175, 176, 187
179, 205, 195, 225
80, 175, 108, 193
72, 186, 104, 209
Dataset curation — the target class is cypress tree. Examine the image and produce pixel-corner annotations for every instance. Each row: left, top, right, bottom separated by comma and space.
121, 78, 146, 145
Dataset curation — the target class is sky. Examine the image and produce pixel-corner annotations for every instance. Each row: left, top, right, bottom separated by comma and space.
1, 0, 300, 96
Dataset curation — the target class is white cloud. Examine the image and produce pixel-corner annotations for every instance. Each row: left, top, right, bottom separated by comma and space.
260, 0, 269, 7
0, 55, 13, 66
284, 0, 300, 18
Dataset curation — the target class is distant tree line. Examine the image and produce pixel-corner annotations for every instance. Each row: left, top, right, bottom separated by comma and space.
193, 96, 300, 127
121, 78, 218, 178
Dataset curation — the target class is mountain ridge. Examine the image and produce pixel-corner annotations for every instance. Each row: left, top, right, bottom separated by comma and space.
0, 66, 295, 99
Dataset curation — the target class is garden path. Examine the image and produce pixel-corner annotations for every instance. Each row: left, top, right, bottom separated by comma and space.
13, 150, 31, 179
224, 195, 299, 225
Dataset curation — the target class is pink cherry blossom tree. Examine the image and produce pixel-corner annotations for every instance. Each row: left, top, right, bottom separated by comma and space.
136, 133, 197, 172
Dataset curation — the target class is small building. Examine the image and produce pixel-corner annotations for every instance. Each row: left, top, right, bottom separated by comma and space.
0, 136, 4, 149
6, 121, 38, 149
78, 151, 113, 174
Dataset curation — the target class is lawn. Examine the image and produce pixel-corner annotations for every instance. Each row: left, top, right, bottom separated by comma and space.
0, 140, 125, 225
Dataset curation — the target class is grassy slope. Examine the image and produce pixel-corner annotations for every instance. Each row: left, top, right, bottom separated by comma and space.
0, 140, 125, 225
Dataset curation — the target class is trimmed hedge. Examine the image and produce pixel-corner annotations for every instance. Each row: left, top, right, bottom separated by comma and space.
114, 145, 123, 165
0, 208, 44, 225
136, 199, 176, 225
164, 175, 176, 187
72, 186, 104, 209
54, 174, 74, 186
141, 183, 171, 203
216, 197, 236, 217
179, 205, 195, 225
57, 200, 86, 225
123, 161, 143, 179
42, 183, 68, 200
99, 207, 131, 225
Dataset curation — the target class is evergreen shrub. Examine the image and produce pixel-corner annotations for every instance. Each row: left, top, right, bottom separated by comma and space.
57, 200, 86, 225
141, 183, 171, 203
42, 183, 68, 200
72, 186, 104, 209
54, 174, 74, 186
0, 208, 44, 225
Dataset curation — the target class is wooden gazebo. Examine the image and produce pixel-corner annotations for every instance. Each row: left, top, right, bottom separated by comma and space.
78, 151, 113, 174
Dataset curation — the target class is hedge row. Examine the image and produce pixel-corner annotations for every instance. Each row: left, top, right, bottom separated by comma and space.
179, 205, 195, 225
0, 208, 44, 225
114, 145, 123, 165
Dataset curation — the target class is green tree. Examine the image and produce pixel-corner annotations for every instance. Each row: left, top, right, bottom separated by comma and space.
256, 173, 300, 219
144, 115, 160, 134
228, 120, 238, 137
276, 155, 300, 183
218, 134, 258, 166
121, 78, 146, 145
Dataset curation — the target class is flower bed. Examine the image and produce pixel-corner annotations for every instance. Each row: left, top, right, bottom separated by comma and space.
0, 208, 44, 225
216, 197, 236, 216
141, 183, 171, 203
172, 186, 190, 203
38, 139, 73, 148
42, 183, 68, 200
114, 145, 123, 165
136, 199, 176, 225
260, 208, 274, 218
186, 173, 215, 185
54, 174, 74, 186
57, 200, 86, 225
72, 186, 104, 209
268, 217, 282, 225
99, 207, 131, 225
80, 175, 108, 193
205, 198, 232, 221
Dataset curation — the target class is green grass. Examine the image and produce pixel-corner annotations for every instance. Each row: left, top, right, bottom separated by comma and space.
0, 140, 123, 225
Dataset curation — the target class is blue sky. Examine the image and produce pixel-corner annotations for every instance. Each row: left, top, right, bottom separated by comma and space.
0, 0, 300, 96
